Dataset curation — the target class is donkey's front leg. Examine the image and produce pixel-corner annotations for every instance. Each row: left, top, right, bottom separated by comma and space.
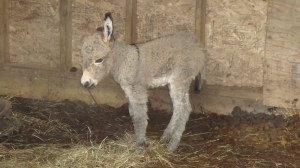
128, 101, 149, 147
124, 85, 149, 147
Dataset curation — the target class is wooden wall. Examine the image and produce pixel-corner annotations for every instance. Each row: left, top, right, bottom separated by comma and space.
9, 0, 60, 68
2, 0, 268, 87
136, 0, 195, 43
0, 0, 300, 113
263, 0, 300, 109
205, 0, 268, 87
0, 0, 128, 109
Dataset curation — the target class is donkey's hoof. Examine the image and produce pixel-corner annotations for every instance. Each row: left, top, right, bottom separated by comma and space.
160, 129, 173, 143
137, 140, 149, 148
167, 142, 179, 152
160, 134, 172, 144
167, 137, 180, 152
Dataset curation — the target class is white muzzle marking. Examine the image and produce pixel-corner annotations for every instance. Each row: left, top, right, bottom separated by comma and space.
81, 70, 98, 88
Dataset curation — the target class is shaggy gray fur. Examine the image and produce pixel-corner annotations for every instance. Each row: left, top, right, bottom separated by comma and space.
81, 13, 206, 151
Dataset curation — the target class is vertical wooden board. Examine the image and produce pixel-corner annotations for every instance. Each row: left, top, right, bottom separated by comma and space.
125, 0, 137, 44
195, 0, 206, 44
0, 0, 8, 65
264, 0, 300, 109
60, 0, 72, 73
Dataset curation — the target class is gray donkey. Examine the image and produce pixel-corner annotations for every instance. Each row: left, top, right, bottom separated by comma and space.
81, 13, 206, 151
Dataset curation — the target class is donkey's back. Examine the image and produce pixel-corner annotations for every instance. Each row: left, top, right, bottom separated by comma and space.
136, 34, 205, 88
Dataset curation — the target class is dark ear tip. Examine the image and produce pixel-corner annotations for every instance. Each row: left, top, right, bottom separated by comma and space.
96, 27, 104, 32
104, 12, 112, 20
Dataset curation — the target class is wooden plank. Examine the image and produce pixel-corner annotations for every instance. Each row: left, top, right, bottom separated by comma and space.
0, 69, 49, 99
0, 68, 127, 108
59, 0, 73, 74
0, 67, 295, 115
195, 0, 206, 45
125, 0, 137, 44
48, 75, 127, 107
0, 67, 264, 115
264, 0, 300, 109
5, 63, 58, 72
149, 84, 263, 115
0, 0, 8, 65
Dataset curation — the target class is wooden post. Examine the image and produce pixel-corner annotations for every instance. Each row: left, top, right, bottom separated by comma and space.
125, 0, 137, 44
195, 0, 206, 45
60, 0, 72, 73
0, 0, 9, 65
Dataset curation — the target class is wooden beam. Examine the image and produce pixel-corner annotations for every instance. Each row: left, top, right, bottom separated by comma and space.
0, 68, 127, 108
125, 0, 137, 44
195, 0, 206, 45
59, 0, 73, 74
0, 66, 266, 115
0, 0, 9, 66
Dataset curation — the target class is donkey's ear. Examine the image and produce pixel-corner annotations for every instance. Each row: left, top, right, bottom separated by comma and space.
102, 12, 113, 43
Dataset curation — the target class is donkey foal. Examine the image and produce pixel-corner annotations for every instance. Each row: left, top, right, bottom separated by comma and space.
81, 13, 206, 152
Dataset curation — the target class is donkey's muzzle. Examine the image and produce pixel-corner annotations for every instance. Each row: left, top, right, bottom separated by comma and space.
83, 81, 94, 89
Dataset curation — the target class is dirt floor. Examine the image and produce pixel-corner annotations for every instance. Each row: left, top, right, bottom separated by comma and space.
0, 96, 299, 167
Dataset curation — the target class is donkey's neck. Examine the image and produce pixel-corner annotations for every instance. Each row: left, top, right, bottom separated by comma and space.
110, 41, 139, 83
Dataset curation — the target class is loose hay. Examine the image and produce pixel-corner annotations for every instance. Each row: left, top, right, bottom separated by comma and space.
0, 96, 299, 167
52, 133, 176, 168
0, 133, 180, 168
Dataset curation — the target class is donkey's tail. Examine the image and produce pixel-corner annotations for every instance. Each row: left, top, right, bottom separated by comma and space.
194, 73, 202, 93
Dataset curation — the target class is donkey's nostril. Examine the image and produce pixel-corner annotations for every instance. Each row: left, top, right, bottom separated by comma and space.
83, 82, 90, 88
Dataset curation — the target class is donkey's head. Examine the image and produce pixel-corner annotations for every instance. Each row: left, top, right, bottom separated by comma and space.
81, 13, 114, 88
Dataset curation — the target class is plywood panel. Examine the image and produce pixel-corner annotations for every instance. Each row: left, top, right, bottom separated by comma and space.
136, 0, 195, 43
205, 0, 268, 87
8, 0, 60, 67
264, 0, 300, 109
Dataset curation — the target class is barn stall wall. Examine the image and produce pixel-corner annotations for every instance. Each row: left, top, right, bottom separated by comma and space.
136, 0, 195, 43
264, 0, 300, 110
0, 0, 128, 108
0, 0, 299, 115
9, 0, 60, 68
205, 0, 268, 87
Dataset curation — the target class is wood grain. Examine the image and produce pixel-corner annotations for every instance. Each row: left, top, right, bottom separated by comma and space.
264, 0, 300, 109
125, 0, 137, 44
60, 0, 73, 74
0, 0, 8, 65
195, 0, 206, 45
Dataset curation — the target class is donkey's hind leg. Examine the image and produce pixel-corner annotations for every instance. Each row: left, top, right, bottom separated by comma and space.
124, 85, 149, 147
161, 81, 192, 151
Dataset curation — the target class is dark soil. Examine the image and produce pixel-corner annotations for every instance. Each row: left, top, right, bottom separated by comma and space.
0, 97, 300, 167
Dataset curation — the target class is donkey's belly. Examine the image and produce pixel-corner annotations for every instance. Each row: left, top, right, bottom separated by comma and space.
149, 76, 170, 88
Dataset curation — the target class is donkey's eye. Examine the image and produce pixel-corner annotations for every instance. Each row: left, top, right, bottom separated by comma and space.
95, 58, 104, 64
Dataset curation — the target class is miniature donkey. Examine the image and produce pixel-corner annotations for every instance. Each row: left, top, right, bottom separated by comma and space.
81, 13, 206, 151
